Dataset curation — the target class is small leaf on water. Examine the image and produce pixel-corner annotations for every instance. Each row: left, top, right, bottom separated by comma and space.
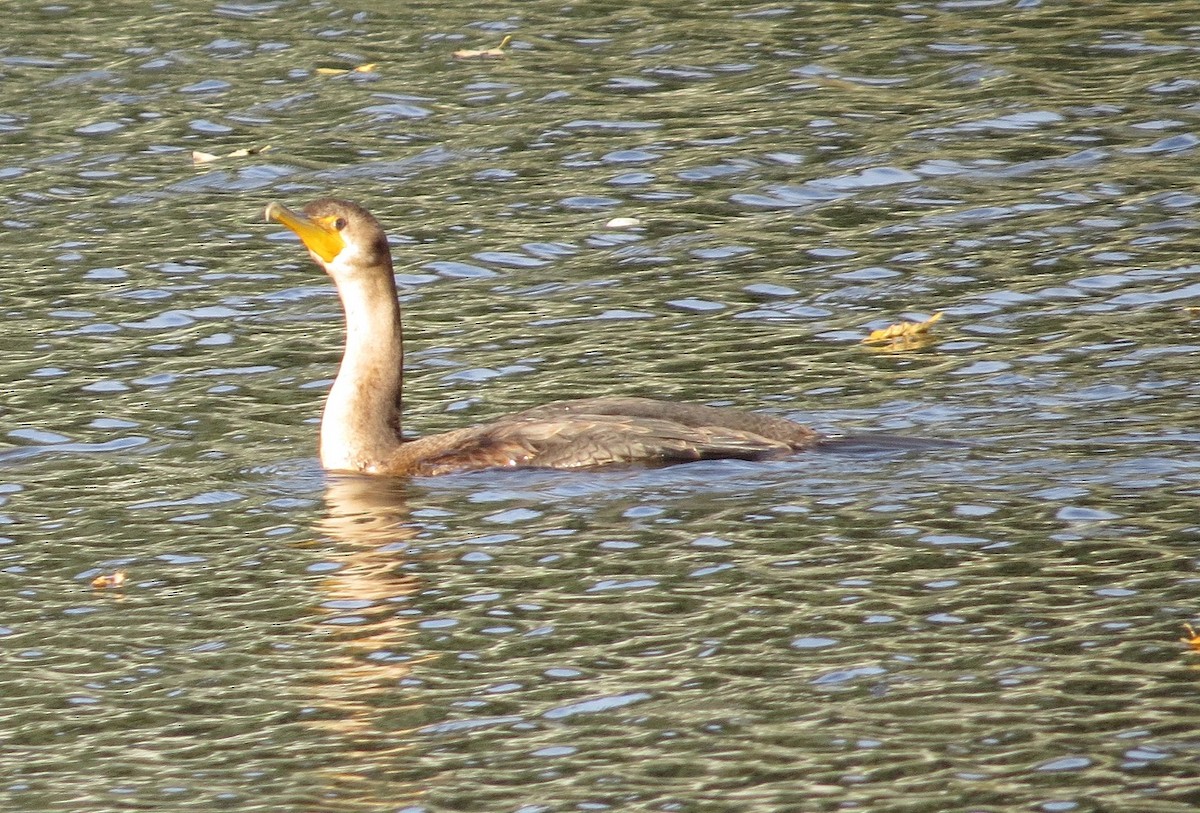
863, 311, 943, 351
191, 145, 270, 165
454, 35, 513, 60
317, 63, 376, 75
92, 570, 127, 589
227, 145, 270, 158
1182, 622, 1200, 652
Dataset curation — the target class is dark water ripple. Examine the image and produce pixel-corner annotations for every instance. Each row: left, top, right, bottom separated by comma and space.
2, 1, 1200, 811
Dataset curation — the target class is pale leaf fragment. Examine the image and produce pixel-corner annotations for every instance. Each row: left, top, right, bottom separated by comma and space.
227, 145, 271, 158
192, 145, 271, 165
317, 63, 377, 75
454, 35, 513, 60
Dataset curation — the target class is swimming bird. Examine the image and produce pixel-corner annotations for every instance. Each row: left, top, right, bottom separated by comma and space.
265, 198, 819, 475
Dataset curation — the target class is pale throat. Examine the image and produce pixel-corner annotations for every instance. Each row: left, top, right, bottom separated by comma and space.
318, 264, 404, 472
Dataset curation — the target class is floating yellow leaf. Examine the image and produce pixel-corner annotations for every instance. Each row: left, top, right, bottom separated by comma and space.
91, 570, 127, 589
863, 312, 943, 352
315, 67, 347, 75
354, 63, 378, 73
1182, 622, 1200, 652
454, 35, 513, 60
191, 150, 221, 164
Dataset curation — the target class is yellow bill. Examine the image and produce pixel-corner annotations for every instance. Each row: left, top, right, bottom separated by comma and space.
265, 201, 345, 262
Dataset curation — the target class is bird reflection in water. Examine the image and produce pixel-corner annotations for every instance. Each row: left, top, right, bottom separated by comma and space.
303, 475, 427, 805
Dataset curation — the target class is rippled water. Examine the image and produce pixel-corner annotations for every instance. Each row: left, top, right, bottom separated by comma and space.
3, 2, 1200, 811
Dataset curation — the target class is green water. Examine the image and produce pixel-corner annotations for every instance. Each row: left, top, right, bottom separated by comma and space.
1, 2, 1199, 811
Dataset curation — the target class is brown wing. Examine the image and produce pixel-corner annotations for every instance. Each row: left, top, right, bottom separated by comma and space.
389, 411, 797, 475
510, 397, 817, 448
507, 415, 795, 469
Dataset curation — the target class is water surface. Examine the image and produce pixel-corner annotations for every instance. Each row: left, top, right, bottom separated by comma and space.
2, 2, 1199, 811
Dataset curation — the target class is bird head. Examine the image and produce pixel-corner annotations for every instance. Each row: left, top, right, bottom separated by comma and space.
265, 198, 392, 280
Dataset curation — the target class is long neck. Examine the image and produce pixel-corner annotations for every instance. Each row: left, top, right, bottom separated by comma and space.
320, 272, 404, 473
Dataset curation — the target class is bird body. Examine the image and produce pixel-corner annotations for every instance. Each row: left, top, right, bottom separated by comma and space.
266, 198, 818, 476
383, 397, 811, 476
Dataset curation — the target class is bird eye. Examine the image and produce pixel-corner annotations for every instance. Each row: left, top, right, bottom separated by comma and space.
334, 217, 348, 231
